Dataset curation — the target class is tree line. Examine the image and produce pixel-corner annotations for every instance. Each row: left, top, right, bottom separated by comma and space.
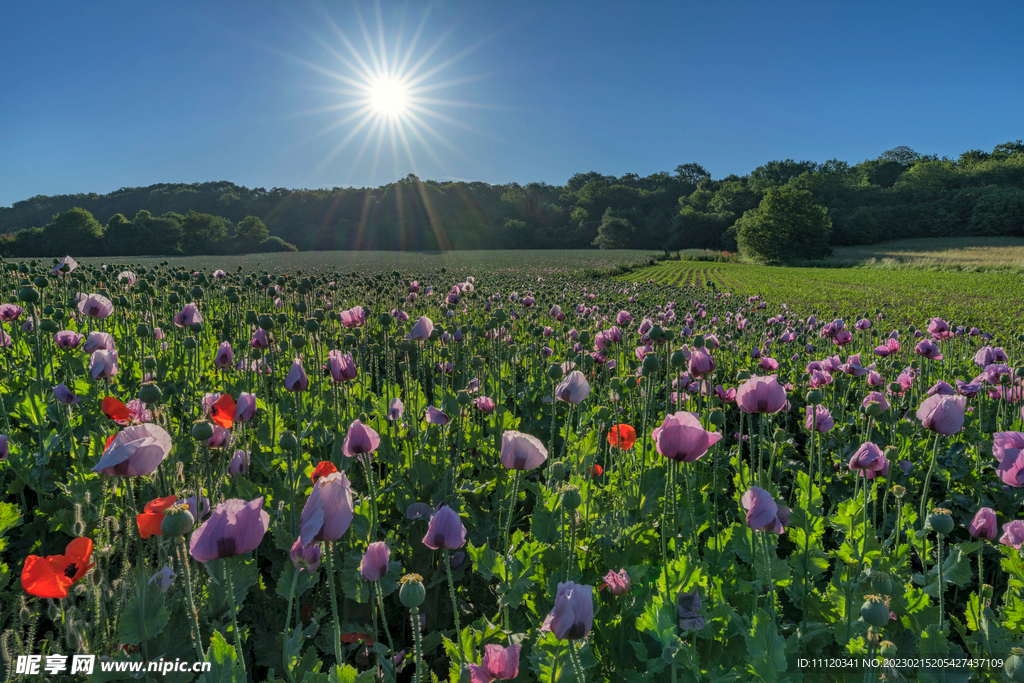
1, 141, 1022, 263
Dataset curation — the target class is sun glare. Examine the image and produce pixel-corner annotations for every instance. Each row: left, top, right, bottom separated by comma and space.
279, 3, 501, 185
369, 78, 408, 116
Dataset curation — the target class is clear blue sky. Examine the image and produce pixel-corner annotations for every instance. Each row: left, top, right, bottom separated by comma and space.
2, 0, 1022, 207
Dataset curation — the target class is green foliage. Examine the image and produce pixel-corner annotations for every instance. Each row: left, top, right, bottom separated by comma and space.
592, 208, 635, 249
735, 186, 833, 264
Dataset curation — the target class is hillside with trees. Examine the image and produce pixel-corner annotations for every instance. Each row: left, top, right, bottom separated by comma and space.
2, 141, 1023, 261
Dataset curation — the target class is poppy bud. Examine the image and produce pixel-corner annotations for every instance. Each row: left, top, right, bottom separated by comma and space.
399, 574, 426, 608
561, 487, 582, 510
1005, 651, 1024, 683
860, 597, 890, 628
869, 571, 892, 595
139, 383, 162, 405
191, 421, 214, 441
549, 461, 566, 480
806, 390, 824, 405
456, 391, 472, 406
927, 509, 954, 535
279, 431, 298, 451
161, 505, 194, 537
892, 485, 906, 499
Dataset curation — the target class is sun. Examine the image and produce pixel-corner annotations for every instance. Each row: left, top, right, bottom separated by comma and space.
369, 78, 408, 117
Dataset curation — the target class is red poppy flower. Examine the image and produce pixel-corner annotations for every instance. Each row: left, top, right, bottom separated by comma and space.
102, 397, 131, 423
209, 394, 236, 429
312, 461, 338, 484
590, 464, 604, 478
21, 537, 94, 598
339, 632, 376, 645
607, 424, 636, 449
137, 495, 178, 539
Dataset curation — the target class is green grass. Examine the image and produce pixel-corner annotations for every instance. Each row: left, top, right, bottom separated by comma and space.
621, 260, 1024, 335
827, 236, 1024, 270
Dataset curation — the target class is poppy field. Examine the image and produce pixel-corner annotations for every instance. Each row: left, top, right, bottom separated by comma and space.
1, 254, 1024, 683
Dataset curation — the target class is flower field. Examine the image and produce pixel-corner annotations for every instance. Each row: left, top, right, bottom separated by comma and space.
1, 254, 1024, 683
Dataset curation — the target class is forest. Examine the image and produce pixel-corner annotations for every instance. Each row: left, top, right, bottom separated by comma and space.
2, 141, 1023, 258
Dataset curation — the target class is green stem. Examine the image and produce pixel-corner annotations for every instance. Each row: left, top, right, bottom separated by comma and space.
411, 606, 423, 683
919, 433, 941, 527
325, 543, 344, 666
568, 641, 586, 683
176, 541, 204, 660
937, 534, 945, 631
445, 549, 462, 657
282, 568, 300, 683
375, 581, 395, 654
223, 559, 246, 671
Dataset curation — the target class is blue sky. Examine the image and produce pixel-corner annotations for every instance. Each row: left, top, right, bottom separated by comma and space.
2, 0, 1022, 207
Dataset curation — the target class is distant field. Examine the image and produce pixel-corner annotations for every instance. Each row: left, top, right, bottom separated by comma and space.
73, 249, 658, 275
621, 260, 1024, 336
829, 236, 1024, 268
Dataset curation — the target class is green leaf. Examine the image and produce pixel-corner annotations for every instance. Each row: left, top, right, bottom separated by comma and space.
636, 596, 677, 647
117, 569, 170, 646
276, 560, 320, 602
744, 609, 786, 682
529, 631, 598, 683
327, 664, 374, 683
201, 631, 246, 683
467, 539, 505, 581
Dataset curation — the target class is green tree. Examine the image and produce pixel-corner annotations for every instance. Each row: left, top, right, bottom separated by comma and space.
674, 163, 710, 186
43, 207, 104, 255
179, 211, 227, 254
669, 206, 734, 249
735, 186, 832, 264
235, 215, 269, 244
592, 208, 634, 249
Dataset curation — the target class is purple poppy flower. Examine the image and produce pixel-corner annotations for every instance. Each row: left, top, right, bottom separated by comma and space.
1000, 520, 1024, 549
83, 331, 116, 354
213, 341, 233, 369
53, 330, 83, 350
969, 507, 998, 540
805, 405, 834, 432
342, 419, 380, 458
422, 503, 466, 550
359, 542, 390, 582
927, 317, 953, 341
473, 396, 496, 413
0, 435, 8, 462
51, 256, 78, 276
741, 486, 790, 535
250, 329, 270, 349
915, 340, 943, 361
227, 450, 249, 475
92, 423, 172, 476
89, 350, 119, 380
340, 306, 366, 328
284, 358, 308, 392
993, 432, 1024, 487
652, 411, 722, 462
206, 425, 231, 449
500, 430, 548, 470
917, 394, 966, 436
849, 442, 889, 479
424, 406, 449, 425
736, 374, 787, 414
689, 348, 716, 377
874, 338, 899, 357
327, 350, 358, 383
299, 471, 355, 546
862, 391, 890, 412
927, 381, 955, 396
53, 383, 80, 406
76, 293, 113, 319
173, 303, 203, 328
290, 537, 321, 573
388, 397, 404, 421
235, 392, 257, 422
468, 644, 521, 683
408, 316, 434, 341
189, 497, 270, 562
541, 581, 594, 640
555, 370, 590, 404
601, 569, 631, 596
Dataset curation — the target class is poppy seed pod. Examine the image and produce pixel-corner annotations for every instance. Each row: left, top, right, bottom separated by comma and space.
160, 505, 194, 537
279, 431, 298, 451
399, 574, 426, 608
549, 461, 567, 480
560, 488, 582, 510
191, 421, 214, 441
860, 597, 890, 628
927, 509, 954, 535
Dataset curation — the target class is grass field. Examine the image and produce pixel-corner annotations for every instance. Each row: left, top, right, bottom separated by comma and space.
621, 259, 1024, 335
829, 236, 1024, 269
